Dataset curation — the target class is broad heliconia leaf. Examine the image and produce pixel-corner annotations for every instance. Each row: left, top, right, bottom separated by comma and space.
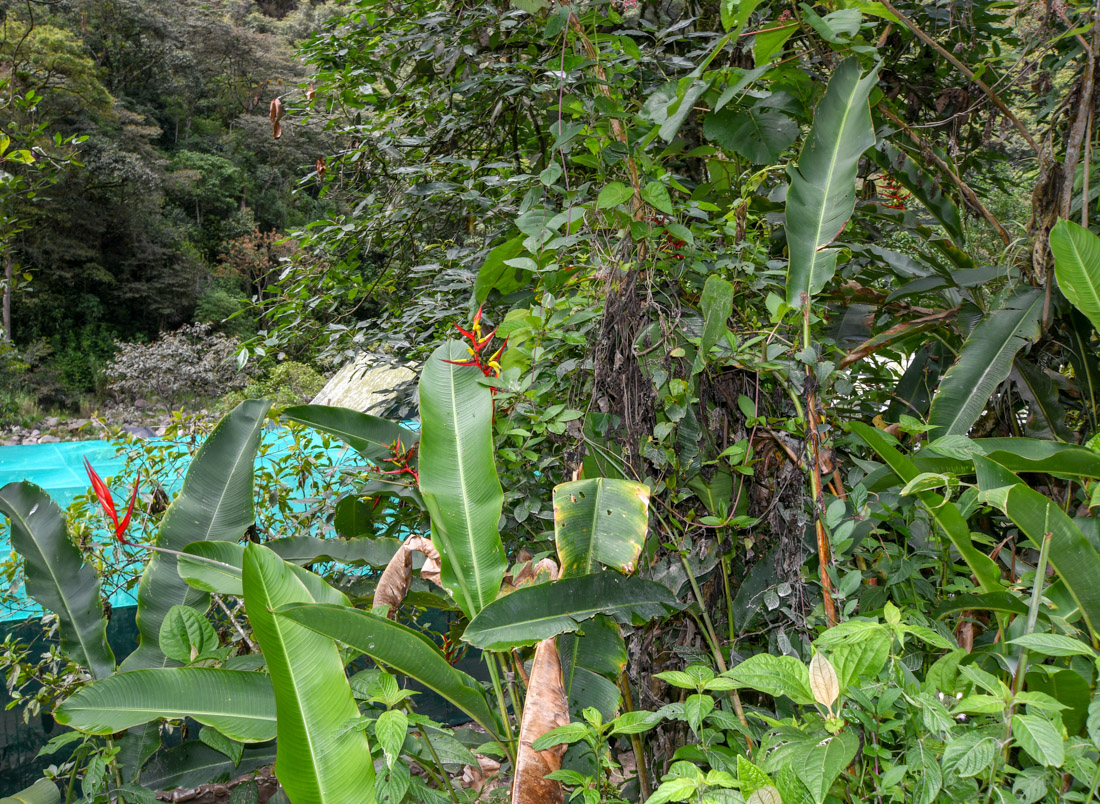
974, 456, 1100, 638
910, 437, 1100, 480
55, 668, 277, 742
281, 404, 417, 462
868, 143, 965, 247
559, 614, 626, 719
463, 573, 682, 651
140, 741, 277, 791
0, 482, 115, 679
122, 399, 270, 671
178, 537, 398, 597
785, 58, 880, 308
554, 478, 650, 578
474, 234, 528, 302
418, 340, 507, 618
694, 275, 735, 375
928, 287, 1043, 436
1050, 219, 1100, 334
276, 602, 505, 744
242, 544, 375, 804
511, 639, 569, 804
1067, 309, 1100, 423
0, 778, 60, 804
850, 422, 1002, 593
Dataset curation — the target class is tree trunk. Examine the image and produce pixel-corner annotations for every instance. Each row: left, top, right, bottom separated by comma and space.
3, 253, 12, 343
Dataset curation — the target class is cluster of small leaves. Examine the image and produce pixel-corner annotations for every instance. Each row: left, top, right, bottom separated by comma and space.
106, 324, 254, 406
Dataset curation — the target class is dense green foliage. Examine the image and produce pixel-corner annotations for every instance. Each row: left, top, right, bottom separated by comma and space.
5, 0, 1100, 802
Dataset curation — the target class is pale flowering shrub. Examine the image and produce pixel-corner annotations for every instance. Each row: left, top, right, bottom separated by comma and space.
106, 324, 253, 406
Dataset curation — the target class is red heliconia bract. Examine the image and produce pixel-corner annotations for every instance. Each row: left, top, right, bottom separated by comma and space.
84, 458, 139, 546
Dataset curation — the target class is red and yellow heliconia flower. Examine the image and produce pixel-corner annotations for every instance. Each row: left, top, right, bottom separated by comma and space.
84, 458, 140, 546
445, 304, 506, 377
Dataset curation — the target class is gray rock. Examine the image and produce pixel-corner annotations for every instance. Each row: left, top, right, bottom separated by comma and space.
38, 435, 61, 443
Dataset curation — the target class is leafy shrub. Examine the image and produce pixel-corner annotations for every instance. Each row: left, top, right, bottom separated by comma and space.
106, 323, 252, 406
218, 360, 326, 412
194, 280, 257, 339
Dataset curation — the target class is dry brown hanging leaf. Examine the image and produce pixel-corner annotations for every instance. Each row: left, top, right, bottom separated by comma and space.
808, 652, 840, 713
269, 97, 283, 139
315, 156, 326, 178
511, 638, 569, 804
373, 544, 412, 617
373, 536, 445, 616
404, 535, 442, 587
306, 83, 316, 102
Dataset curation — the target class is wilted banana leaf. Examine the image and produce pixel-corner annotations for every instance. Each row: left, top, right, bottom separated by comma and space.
1050, 219, 1100, 334
512, 639, 569, 804
0, 778, 60, 804
849, 423, 1002, 593
418, 340, 507, 618
282, 404, 417, 462
554, 478, 650, 578
927, 287, 1043, 437
123, 399, 270, 671
55, 668, 277, 742
973, 456, 1100, 637
242, 544, 375, 803
1067, 309, 1100, 426
785, 58, 880, 308
276, 602, 505, 744
463, 573, 682, 651
0, 482, 115, 679
1011, 358, 1073, 441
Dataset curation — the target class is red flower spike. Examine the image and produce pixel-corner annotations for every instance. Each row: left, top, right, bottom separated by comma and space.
84, 458, 140, 546
453, 324, 478, 342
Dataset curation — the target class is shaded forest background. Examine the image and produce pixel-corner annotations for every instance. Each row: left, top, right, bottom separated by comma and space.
0, 0, 336, 413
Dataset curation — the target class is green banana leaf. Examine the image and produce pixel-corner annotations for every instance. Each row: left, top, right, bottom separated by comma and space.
849, 422, 1002, 593
463, 573, 682, 651
1050, 218, 1100, 334
55, 668, 277, 742
242, 544, 375, 803
418, 340, 506, 618
973, 455, 1100, 638
785, 57, 880, 308
282, 404, 417, 462
122, 399, 270, 671
275, 602, 505, 744
0, 778, 60, 804
178, 536, 402, 596
0, 482, 114, 679
928, 287, 1043, 436
554, 478, 650, 578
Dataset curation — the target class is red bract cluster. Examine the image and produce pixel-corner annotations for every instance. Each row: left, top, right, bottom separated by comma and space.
444, 305, 505, 377
878, 176, 910, 210
379, 437, 419, 485
84, 459, 139, 546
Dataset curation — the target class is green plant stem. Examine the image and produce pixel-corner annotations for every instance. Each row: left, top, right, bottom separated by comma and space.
485, 653, 517, 766
1083, 757, 1100, 804
418, 723, 461, 804
499, 652, 524, 729
1013, 530, 1053, 698
680, 553, 725, 671
618, 674, 651, 800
